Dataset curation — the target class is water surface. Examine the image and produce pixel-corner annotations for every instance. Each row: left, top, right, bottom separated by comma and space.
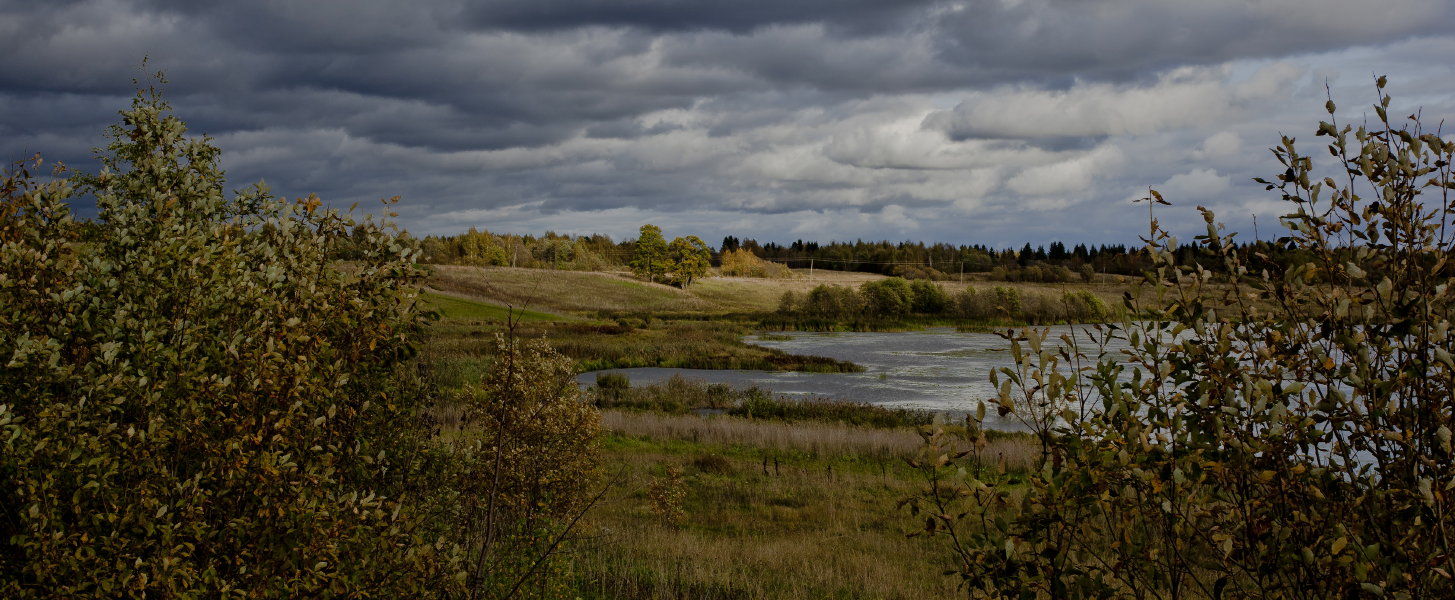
578, 326, 1107, 430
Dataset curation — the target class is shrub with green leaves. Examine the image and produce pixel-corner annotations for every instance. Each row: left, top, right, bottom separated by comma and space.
447, 334, 603, 598
908, 79, 1455, 597
1, 81, 449, 597
861, 277, 915, 318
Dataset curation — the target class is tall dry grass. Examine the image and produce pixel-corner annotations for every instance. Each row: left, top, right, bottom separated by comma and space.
571, 430, 967, 599
602, 409, 1038, 474
570, 519, 960, 599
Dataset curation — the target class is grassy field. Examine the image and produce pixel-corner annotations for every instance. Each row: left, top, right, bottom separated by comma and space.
421, 266, 868, 380
426, 263, 1134, 318
427, 265, 713, 315
421, 289, 566, 323
567, 412, 1037, 600
417, 264, 1056, 599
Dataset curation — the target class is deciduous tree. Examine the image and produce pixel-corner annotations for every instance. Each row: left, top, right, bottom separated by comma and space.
630, 224, 668, 283
1, 80, 448, 597
666, 234, 712, 287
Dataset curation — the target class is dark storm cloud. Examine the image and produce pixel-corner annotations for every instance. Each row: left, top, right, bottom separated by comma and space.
134, 0, 457, 54
3, 0, 1454, 246
928, 0, 1454, 82
585, 118, 683, 140
461, 0, 935, 35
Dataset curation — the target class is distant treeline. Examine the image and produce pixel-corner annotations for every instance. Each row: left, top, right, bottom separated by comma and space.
414, 226, 1385, 283
766, 277, 1112, 330
417, 228, 627, 270
722, 236, 1363, 280
724, 236, 1155, 278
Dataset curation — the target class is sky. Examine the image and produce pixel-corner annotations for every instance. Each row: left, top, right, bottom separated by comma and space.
4, 0, 1455, 248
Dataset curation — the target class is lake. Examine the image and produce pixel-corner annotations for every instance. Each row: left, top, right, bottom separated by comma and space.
578, 326, 1114, 430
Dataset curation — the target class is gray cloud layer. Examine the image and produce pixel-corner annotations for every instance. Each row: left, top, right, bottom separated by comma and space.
3, 0, 1454, 246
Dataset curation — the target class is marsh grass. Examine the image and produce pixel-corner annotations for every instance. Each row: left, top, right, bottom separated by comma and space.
601, 410, 1038, 471
570, 413, 1038, 599
589, 375, 924, 427
729, 394, 934, 428
542, 320, 861, 373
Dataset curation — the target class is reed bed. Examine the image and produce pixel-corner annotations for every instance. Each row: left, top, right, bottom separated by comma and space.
601, 409, 1039, 474
570, 520, 961, 599
570, 430, 966, 600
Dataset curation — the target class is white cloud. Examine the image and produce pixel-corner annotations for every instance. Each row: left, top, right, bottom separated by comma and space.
1007, 144, 1126, 197
1193, 131, 1241, 159
923, 63, 1305, 140
1154, 168, 1232, 203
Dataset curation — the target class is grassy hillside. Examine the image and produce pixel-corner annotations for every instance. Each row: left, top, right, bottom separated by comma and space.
421, 290, 566, 323
426, 263, 1132, 318
427, 265, 712, 315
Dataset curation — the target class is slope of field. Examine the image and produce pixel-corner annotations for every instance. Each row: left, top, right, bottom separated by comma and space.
420, 290, 566, 322
425, 263, 1132, 319
427, 265, 713, 315
427, 264, 892, 315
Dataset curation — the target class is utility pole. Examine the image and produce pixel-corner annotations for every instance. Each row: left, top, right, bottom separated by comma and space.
809, 258, 814, 281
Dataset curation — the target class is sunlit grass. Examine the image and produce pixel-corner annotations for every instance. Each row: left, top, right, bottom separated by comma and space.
427, 265, 706, 315
421, 290, 564, 322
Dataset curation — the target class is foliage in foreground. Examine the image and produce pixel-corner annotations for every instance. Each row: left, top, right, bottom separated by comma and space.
908, 80, 1455, 597
0, 83, 448, 596
1, 81, 601, 598
444, 334, 603, 598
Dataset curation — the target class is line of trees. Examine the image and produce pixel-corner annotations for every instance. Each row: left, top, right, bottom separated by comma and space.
772, 278, 1110, 330
723, 234, 1155, 278
417, 225, 1357, 287
723, 234, 1398, 283
418, 227, 623, 270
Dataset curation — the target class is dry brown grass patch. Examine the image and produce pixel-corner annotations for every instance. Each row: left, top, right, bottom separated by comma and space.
601, 409, 1038, 473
